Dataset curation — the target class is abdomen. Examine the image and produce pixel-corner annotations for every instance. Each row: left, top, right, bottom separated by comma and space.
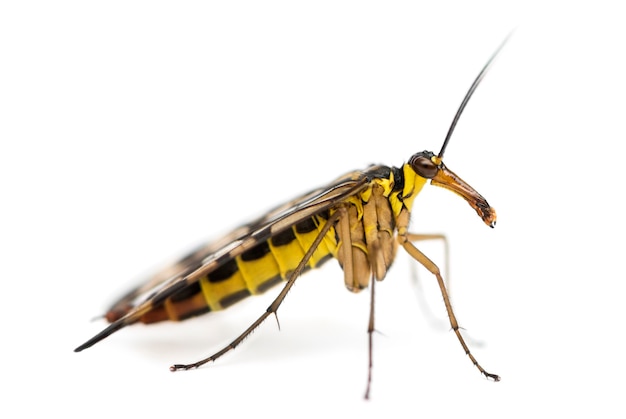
132, 213, 338, 324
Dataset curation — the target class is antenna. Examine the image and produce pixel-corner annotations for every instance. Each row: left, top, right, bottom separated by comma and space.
438, 32, 513, 159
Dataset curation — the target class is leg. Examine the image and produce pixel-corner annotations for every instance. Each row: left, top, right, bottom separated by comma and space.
398, 233, 499, 381
406, 233, 449, 289
364, 270, 376, 400
170, 211, 341, 371
406, 233, 449, 330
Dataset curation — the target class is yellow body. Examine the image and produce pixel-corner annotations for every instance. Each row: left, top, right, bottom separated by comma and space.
139, 164, 428, 324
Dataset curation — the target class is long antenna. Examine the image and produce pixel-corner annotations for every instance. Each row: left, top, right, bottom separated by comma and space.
437, 32, 512, 159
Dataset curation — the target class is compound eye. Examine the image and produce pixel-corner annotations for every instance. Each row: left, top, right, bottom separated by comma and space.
411, 156, 438, 179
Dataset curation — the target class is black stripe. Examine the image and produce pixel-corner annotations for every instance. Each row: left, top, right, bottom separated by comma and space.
270, 228, 297, 247
152, 280, 189, 307
178, 306, 211, 320
391, 166, 404, 192
317, 209, 330, 220
170, 281, 202, 302
207, 258, 239, 283
313, 253, 333, 268
220, 289, 252, 309
256, 274, 283, 293
241, 241, 271, 261
295, 217, 318, 234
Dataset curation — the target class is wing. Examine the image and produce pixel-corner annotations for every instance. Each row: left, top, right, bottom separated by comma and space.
75, 170, 371, 352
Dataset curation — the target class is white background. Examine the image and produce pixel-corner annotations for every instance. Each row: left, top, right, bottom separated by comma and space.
2, 1, 625, 417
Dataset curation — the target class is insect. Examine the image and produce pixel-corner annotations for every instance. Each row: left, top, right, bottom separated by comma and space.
75, 37, 508, 399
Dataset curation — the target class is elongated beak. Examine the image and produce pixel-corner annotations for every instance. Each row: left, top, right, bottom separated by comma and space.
431, 164, 497, 228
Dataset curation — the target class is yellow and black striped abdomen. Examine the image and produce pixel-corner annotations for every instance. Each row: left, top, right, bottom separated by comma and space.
139, 213, 339, 324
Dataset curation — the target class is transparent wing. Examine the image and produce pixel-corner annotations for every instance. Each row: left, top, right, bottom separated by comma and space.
75, 170, 370, 351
